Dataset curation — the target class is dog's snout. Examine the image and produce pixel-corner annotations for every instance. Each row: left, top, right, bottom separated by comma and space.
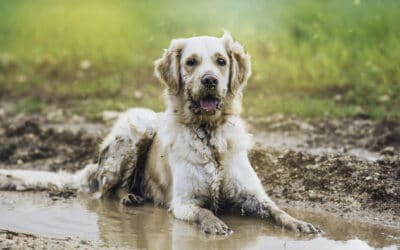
201, 75, 218, 88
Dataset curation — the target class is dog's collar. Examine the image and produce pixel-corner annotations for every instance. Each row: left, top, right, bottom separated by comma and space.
196, 124, 208, 140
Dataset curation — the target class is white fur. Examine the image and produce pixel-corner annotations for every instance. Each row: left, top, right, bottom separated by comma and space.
155, 111, 269, 217
0, 164, 97, 192
101, 108, 157, 151
180, 36, 230, 96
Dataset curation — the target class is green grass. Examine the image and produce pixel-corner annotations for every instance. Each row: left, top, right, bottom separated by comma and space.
0, 0, 399, 119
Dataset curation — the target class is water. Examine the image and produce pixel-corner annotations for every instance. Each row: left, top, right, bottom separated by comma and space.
0, 192, 398, 250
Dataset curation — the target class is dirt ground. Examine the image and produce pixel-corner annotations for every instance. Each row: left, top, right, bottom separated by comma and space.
248, 115, 400, 227
0, 229, 107, 250
0, 103, 399, 248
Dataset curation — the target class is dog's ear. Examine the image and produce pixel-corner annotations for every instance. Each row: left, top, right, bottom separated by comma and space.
222, 31, 252, 93
154, 39, 186, 95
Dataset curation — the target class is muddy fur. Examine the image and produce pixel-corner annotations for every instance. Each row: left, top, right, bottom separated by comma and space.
239, 196, 271, 218
94, 108, 157, 204
0, 174, 24, 191
95, 135, 151, 204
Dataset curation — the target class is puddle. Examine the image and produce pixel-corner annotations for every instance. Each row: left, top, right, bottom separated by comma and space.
0, 192, 399, 249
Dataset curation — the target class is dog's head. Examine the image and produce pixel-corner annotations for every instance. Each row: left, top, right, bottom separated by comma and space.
155, 32, 251, 125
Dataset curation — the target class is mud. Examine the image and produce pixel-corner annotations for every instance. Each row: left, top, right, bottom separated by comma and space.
0, 192, 399, 249
248, 115, 400, 227
250, 114, 400, 154
0, 111, 105, 172
0, 107, 399, 249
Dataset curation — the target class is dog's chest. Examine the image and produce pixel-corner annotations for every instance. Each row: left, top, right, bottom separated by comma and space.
197, 161, 223, 209
178, 129, 229, 208
184, 128, 228, 165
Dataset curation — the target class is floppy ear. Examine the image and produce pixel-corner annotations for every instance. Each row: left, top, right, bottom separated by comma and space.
222, 31, 252, 93
154, 39, 185, 95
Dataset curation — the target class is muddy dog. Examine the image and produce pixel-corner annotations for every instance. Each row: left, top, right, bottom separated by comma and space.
0, 32, 319, 235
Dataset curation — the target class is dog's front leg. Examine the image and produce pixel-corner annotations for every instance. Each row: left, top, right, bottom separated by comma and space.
169, 158, 232, 235
240, 196, 319, 234
171, 199, 232, 235
227, 151, 319, 234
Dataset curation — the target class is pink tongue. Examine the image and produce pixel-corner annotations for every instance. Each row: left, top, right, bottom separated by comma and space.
200, 98, 218, 111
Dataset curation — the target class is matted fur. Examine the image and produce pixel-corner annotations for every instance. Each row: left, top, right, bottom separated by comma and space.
0, 32, 319, 235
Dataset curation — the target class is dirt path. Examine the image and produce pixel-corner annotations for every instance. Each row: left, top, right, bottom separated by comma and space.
0, 105, 399, 248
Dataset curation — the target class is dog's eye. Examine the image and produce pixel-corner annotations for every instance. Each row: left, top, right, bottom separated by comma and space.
216, 58, 226, 66
186, 58, 197, 66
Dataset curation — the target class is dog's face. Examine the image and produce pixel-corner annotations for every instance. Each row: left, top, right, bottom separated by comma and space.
180, 36, 230, 115
155, 32, 251, 124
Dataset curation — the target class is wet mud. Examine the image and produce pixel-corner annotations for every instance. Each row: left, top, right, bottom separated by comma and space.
0, 108, 399, 249
0, 192, 399, 249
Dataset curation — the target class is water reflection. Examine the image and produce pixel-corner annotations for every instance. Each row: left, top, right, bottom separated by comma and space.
85, 199, 399, 250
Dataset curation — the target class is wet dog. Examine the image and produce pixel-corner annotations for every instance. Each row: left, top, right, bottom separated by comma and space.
0, 32, 319, 235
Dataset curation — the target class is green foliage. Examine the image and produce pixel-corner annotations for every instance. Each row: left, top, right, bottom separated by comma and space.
0, 0, 399, 119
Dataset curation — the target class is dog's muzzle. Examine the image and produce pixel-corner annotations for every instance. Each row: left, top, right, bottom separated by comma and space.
201, 75, 218, 89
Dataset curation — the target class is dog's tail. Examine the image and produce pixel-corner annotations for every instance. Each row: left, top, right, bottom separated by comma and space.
0, 163, 98, 192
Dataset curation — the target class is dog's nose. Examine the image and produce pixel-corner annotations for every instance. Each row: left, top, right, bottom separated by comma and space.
201, 75, 218, 89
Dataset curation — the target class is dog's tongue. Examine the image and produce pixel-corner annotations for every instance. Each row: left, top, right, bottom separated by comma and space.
200, 97, 218, 112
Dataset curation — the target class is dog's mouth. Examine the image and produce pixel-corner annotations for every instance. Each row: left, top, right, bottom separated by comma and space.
190, 93, 221, 114
199, 95, 220, 112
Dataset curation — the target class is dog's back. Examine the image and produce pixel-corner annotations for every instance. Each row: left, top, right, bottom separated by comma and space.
96, 108, 157, 198
0, 108, 157, 203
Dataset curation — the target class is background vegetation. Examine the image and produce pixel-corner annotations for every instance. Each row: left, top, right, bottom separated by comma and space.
0, 0, 399, 119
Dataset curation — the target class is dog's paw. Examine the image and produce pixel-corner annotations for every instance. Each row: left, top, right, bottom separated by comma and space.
275, 214, 319, 234
198, 215, 232, 235
121, 193, 144, 206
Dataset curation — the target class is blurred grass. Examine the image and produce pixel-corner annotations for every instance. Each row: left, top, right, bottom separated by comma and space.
0, 0, 399, 119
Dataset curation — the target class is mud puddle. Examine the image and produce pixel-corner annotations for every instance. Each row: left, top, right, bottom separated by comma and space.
0, 192, 399, 250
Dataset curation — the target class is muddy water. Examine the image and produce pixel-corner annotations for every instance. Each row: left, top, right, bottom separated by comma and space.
0, 192, 399, 250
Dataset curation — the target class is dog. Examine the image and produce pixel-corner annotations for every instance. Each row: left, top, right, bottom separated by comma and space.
0, 32, 319, 235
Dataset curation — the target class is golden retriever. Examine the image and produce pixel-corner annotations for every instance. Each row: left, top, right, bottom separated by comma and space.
0, 32, 319, 235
